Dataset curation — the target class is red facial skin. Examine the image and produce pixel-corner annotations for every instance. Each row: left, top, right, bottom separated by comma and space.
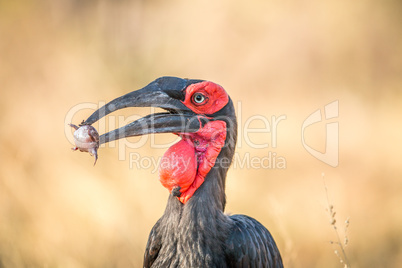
159, 81, 229, 204
182, 81, 229, 115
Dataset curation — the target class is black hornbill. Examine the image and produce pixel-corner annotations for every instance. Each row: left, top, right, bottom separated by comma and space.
83, 77, 283, 267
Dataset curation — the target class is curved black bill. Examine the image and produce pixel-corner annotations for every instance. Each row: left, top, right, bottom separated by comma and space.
81, 77, 206, 145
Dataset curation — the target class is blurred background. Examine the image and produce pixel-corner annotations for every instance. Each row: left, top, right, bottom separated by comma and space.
1, 0, 401, 267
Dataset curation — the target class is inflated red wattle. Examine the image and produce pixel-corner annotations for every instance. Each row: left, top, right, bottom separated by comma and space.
159, 139, 197, 194
158, 120, 227, 204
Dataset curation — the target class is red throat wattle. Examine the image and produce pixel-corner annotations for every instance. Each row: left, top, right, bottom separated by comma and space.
159, 120, 227, 204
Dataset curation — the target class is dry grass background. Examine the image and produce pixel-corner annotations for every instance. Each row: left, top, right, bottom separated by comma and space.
1, 0, 402, 267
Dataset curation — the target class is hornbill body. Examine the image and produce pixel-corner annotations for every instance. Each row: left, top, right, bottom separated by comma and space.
84, 77, 283, 267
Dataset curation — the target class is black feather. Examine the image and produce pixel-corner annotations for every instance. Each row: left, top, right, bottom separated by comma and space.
225, 215, 283, 268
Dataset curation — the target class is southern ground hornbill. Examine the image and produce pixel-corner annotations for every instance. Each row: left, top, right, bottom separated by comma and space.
82, 77, 283, 267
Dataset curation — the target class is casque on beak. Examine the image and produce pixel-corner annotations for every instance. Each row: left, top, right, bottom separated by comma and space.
81, 77, 207, 145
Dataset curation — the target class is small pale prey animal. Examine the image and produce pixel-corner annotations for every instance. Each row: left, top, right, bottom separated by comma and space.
69, 124, 99, 165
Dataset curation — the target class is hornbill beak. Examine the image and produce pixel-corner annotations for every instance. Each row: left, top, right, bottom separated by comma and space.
82, 77, 205, 145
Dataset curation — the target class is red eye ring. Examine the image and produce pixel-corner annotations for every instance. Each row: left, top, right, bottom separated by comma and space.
192, 92, 208, 105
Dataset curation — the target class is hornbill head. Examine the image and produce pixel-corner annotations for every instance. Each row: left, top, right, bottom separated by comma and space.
84, 76, 237, 204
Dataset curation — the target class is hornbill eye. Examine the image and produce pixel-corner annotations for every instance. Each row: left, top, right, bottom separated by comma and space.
192, 93, 207, 105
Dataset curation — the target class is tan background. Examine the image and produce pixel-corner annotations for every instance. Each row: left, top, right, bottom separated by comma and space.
1, 0, 401, 267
